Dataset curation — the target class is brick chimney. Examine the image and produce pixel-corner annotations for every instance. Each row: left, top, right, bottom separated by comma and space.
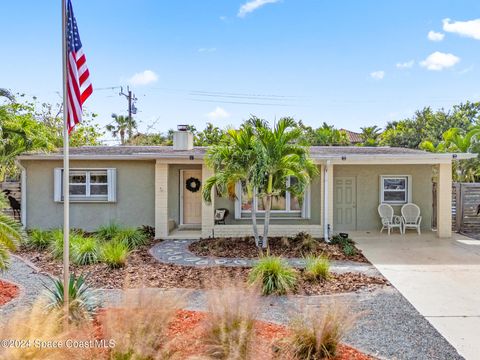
173, 125, 194, 150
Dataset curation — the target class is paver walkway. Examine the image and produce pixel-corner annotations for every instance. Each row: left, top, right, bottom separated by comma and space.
353, 231, 480, 360
150, 239, 380, 276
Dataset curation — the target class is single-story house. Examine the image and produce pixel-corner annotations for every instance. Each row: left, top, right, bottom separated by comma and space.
16, 128, 474, 240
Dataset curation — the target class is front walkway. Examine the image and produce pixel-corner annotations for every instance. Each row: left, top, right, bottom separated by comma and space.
353, 231, 480, 360
150, 239, 380, 276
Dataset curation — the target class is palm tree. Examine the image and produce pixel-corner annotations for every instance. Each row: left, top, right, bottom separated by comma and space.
0, 88, 14, 102
202, 123, 263, 246
253, 118, 318, 247
106, 114, 137, 145
359, 125, 382, 146
0, 194, 24, 271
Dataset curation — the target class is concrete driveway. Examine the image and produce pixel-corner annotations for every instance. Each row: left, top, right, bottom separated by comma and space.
353, 231, 480, 360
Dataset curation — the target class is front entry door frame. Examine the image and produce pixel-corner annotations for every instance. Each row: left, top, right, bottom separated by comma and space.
179, 169, 202, 226
333, 176, 357, 231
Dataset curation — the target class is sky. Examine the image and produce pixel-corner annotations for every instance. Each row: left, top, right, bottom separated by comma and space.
2, 0, 480, 143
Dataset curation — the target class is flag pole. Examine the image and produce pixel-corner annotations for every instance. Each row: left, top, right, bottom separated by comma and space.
61, 0, 70, 318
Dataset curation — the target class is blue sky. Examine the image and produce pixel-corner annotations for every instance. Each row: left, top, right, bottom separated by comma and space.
2, 0, 480, 142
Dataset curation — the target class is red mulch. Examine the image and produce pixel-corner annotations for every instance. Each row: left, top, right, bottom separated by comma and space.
165, 310, 373, 359
96, 309, 373, 359
0, 279, 19, 306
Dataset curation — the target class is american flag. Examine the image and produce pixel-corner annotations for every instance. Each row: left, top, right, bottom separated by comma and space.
66, 0, 92, 133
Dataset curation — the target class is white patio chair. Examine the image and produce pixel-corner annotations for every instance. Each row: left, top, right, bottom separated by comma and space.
378, 203, 403, 235
401, 203, 422, 234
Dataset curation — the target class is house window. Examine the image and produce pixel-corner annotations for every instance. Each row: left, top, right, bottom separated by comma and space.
236, 176, 310, 218
54, 168, 116, 202
380, 175, 411, 205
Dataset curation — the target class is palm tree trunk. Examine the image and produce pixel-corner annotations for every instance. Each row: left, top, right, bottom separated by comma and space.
251, 206, 261, 247
262, 195, 272, 249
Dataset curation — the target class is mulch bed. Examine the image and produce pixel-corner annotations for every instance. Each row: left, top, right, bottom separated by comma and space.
0, 279, 19, 306
16, 242, 388, 295
166, 310, 374, 359
99, 309, 373, 359
189, 236, 369, 263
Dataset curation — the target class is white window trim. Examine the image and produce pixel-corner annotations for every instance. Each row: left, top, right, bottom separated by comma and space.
379, 175, 412, 205
54, 168, 116, 203
234, 177, 311, 219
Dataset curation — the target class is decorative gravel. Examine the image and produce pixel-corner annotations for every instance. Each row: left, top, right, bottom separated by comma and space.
0, 255, 53, 318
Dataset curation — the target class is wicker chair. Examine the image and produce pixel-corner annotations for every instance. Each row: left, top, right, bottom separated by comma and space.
401, 203, 422, 234
378, 203, 403, 235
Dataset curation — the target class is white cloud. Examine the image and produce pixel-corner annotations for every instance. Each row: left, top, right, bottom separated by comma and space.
420, 51, 460, 71
219, 15, 228, 21
198, 47, 217, 53
128, 70, 158, 86
427, 30, 445, 42
370, 70, 385, 80
443, 18, 480, 40
238, 0, 280, 18
396, 60, 414, 69
206, 107, 230, 120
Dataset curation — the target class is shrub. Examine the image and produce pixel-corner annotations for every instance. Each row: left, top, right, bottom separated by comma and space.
304, 254, 330, 281
114, 228, 148, 250
203, 285, 258, 359
95, 221, 121, 241
330, 234, 354, 247
295, 232, 318, 252
72, 236, 99, 265
100, 289, 181, 359
288, 303, 357, 359
44, 273, 99, 323
342, 243, 357, 257
248, 255, 297, 295
101, 240, 129, 268
0, 211, 24, 272
140, 225, 155, 238
50, 229, 79, 259
26, 229, 52, 250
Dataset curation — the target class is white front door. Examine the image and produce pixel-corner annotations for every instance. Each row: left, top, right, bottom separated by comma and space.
333, 176, 357, 231
181, 170, 202, 225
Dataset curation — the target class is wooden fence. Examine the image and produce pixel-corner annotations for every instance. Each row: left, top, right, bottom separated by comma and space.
451, 182, 480, 235
0, 181, 21, 219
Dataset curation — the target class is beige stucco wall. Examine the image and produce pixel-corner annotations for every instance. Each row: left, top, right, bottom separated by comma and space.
333, 164, 434, 231
20, 160, 156, 231
213, 165, 323, 226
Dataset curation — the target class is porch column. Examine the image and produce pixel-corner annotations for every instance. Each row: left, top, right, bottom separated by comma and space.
437, 162, 452, 238
201, 164, 215, 238
155, 161, 169, 238
323, 161, 334, 240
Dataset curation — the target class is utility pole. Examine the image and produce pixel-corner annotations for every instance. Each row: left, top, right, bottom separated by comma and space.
119, 86, 138, 138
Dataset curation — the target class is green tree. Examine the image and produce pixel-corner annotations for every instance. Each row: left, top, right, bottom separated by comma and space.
194, 123, 225, 146
202, 122, 263, 246
106, 113, 137, 145
0, 89, 14, 102
359, 125, 382, 146
298, 122, 350, 146
253, 118, 318, 247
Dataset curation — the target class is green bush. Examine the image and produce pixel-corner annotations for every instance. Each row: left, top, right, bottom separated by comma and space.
45, 273, 98, 322
72, 236, 99, 265
96, 222, 121, 241
248, 255, 297, 296
330, 234, 354, 247
304, 254, 330, 280
101, 240, 129, 268
114, 228, 148, 250
50, 230, 84, 260
26, 229, 52, 250
342, 243, 357, 257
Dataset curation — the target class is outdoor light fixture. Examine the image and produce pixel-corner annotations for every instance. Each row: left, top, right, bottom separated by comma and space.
341, 155, 347, 160
452, 154, 458, 159
189, 155, 194, 160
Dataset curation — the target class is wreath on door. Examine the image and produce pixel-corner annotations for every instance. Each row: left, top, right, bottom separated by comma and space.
186, 177, 201, 192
